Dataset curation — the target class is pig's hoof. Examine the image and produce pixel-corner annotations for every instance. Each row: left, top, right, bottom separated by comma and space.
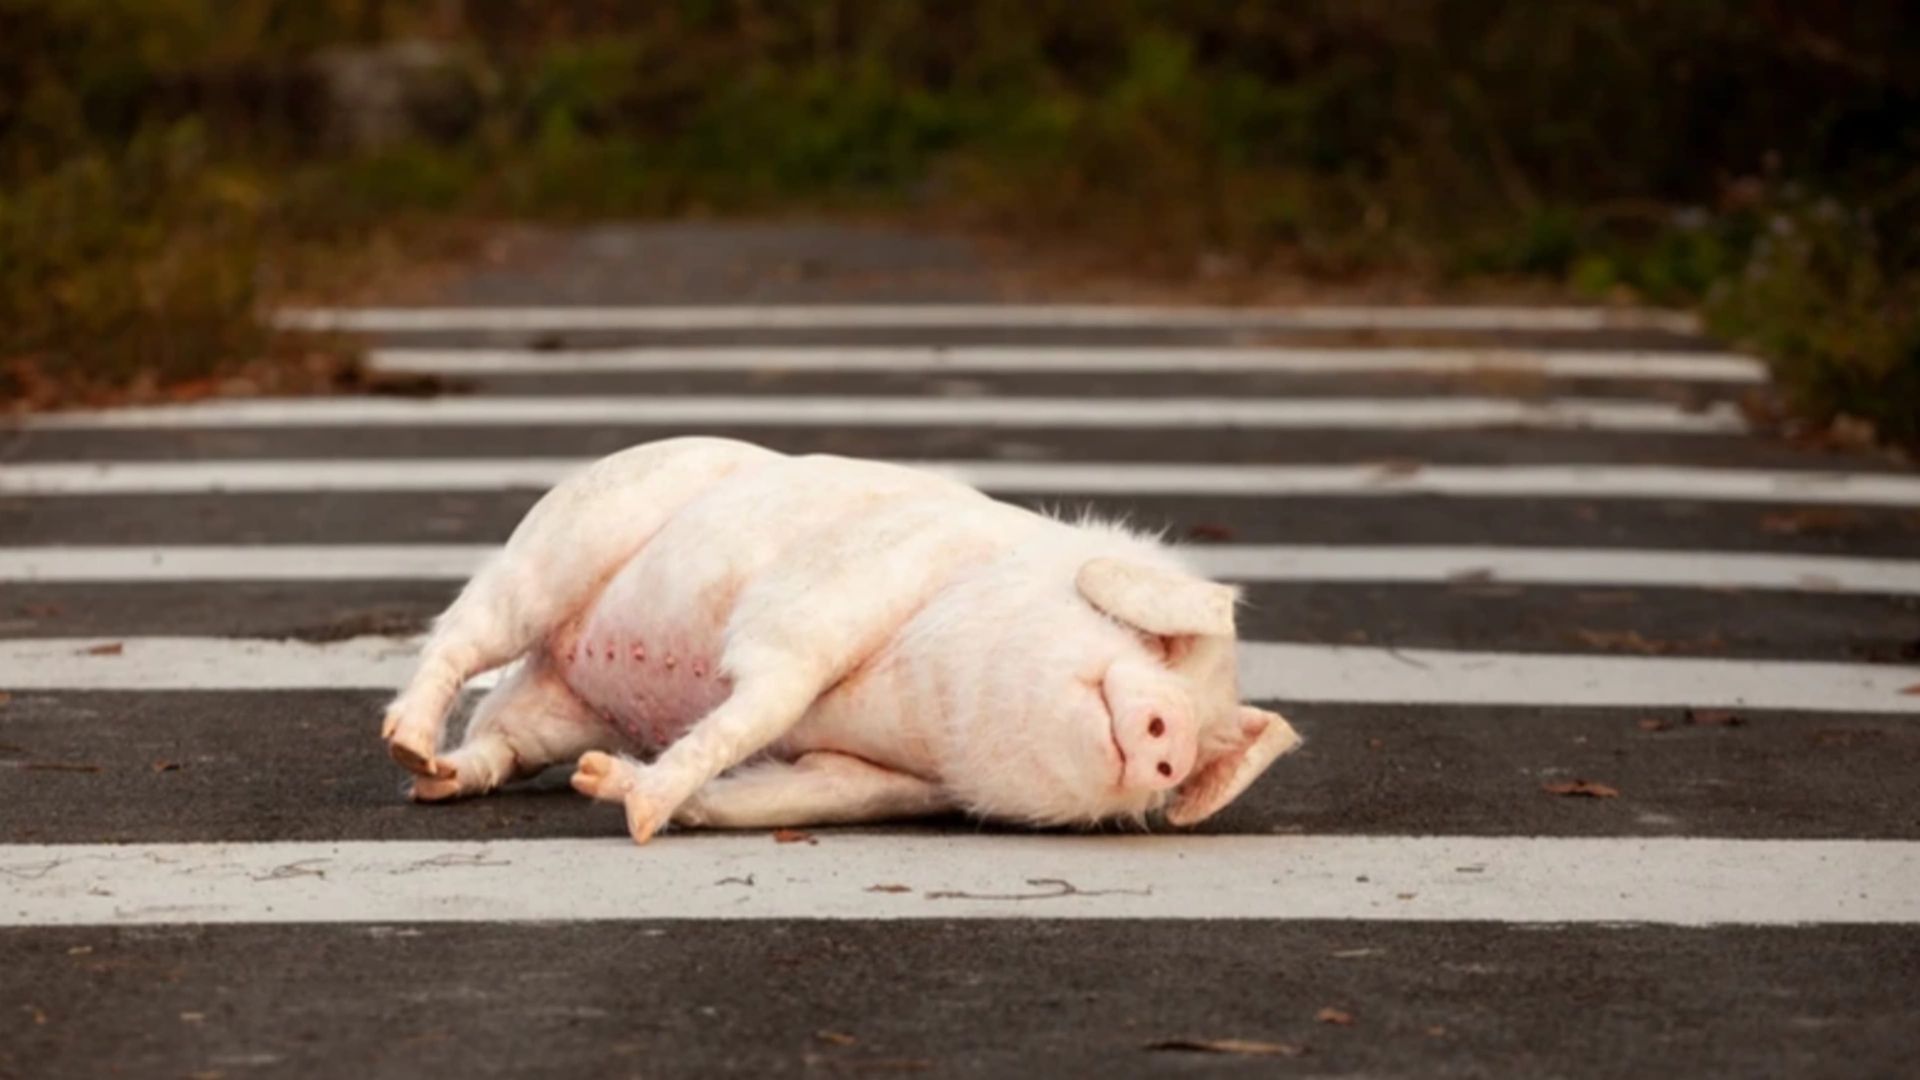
387, 731, 454, 779
570, 751, 633, 803
409, 774, 467, 802
623, 792, 669, 845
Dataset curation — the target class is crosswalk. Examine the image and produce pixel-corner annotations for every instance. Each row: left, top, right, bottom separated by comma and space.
4, 297, 1918, 1074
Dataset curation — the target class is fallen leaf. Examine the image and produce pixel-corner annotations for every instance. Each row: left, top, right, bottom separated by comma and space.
865, 884, 912, 894
1570, 629, 1669, 654
1396, 892, 1418, 900
1759, 508, 1866, 535
1146, 1038, 1306, 1058
179, 1011, 206, 1023
816, 1030, 858, 1047
23, 1004, 47, 1024
1366, 737, 1385, 751
81, 642, 124, 656
1685, 708, 1745, 727
1316, 1007, 1356, 1026
66, 945, 92, 956
152, 760, 183, 773
1636, 717, 1673, 732
1183, 522, 1236, 543
1426, 1025, 1449, 1038
772, 828, 817, 845
1543, 779, 1620, 798
0, 692, 11, 707
1901, 683, 1920, 696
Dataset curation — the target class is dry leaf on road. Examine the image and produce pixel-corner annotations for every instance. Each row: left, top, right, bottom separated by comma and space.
1543, 780, 1619, 798
1146, 1038, 1306, 1058
1316, 1007, 1357, 1026
1183, 522, 1236, 543
81, 642, 124, 656
815, 1030, 858, 1047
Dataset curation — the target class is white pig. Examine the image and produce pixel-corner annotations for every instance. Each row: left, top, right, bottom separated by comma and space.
382, 437, 1300, 843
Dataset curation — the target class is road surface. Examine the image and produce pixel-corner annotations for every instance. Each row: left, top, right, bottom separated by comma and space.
3, 223, 1918, 1078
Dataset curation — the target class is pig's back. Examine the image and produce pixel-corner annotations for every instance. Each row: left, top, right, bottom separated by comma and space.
554, 455, 981, 745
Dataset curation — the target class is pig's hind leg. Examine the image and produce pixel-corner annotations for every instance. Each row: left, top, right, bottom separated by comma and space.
409, 656, 610, 802
384, 437, 774, 777
569, 498, 995, 843
573, 751, 952, 829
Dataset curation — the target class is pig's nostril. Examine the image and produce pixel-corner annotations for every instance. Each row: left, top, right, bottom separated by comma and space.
1157, 761, 1173, 778
1147, 717, 1166, 738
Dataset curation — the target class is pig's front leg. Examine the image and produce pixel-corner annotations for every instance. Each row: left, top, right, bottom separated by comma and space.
580, 751, 951, 830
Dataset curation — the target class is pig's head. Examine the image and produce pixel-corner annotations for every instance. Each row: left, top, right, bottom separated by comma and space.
911, 541, 1301, 828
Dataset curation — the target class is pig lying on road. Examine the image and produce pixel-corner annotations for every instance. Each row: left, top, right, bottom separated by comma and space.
382, 437, 1300, 843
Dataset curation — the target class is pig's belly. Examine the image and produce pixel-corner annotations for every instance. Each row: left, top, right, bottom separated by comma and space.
549, 564, 735, 751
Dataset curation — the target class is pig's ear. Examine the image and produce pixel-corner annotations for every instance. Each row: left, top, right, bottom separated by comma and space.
1164, 706, 1301, 827
1075, 557, 1238, 638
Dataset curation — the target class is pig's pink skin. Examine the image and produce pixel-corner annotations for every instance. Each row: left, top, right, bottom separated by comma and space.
554, 455, 1218, 825
555, 454, 975, 764
383, 437, 1300, 834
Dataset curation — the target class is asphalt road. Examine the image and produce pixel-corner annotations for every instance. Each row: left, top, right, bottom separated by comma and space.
3, 222, 1918, 1079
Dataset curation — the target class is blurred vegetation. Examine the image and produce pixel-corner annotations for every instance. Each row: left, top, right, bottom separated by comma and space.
2, 0, 1916, 442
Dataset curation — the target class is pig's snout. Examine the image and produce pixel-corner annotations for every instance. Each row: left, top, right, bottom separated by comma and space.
1103, 663, 1199, 792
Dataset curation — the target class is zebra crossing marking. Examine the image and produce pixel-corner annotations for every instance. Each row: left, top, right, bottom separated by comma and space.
3, 835, 1912, 927
273, 302, 1699, 335
4, 635, 1915, 712
8, 459, 1919, 505
4, 543, 1918, 595
365, 344, 1766, 382
21, 395, 1747, 434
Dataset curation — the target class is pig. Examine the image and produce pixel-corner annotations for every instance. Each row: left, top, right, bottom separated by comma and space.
381, 437, 1300, 843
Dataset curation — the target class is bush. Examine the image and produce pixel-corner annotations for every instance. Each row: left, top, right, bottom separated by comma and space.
1707, 194, 1920, 448
1, 0, 1916, 439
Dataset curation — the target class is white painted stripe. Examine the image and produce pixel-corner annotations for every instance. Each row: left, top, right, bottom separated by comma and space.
3, 636, 1914, 712
1207, 545, 1920, 594
0, 835, 1911, 926
367, 345, 1766, 382
1238, 642, 1920, 712
274, 303, 1701, 335
0, 545, 494, 582
6, 544, 1920, 596
5, 459, 1917, 507
22, 395, 1747, 434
